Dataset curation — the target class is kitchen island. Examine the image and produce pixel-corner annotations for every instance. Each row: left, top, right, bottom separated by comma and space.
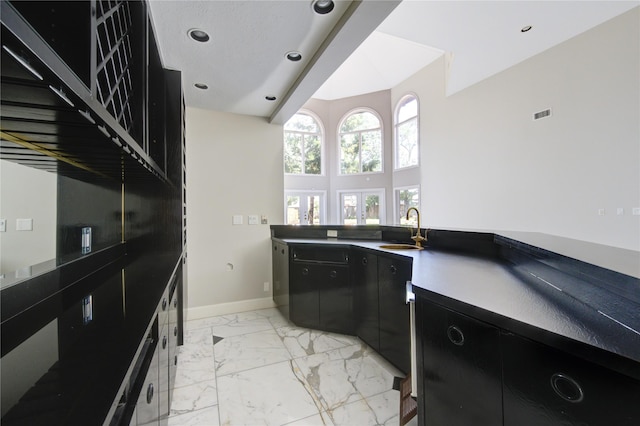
270, 225, 640, 425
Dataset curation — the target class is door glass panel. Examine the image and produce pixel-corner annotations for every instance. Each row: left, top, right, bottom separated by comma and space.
342, 194, 358, 225
286, 195, 301, 225
306, 195, 321, 225
364, 194, 380, 224
285, 193, 325, 225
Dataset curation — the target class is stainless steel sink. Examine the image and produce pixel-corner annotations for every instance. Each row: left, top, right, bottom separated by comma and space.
378, 244, 423, 250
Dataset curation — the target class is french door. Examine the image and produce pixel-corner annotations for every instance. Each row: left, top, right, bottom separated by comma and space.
339, 190, 385, 225
285, 191, 326, 225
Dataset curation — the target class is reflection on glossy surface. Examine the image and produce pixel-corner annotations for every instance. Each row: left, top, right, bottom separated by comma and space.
378, 244, 423, 251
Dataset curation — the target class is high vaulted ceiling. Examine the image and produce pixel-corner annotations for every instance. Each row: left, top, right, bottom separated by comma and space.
148, 1, 638, 124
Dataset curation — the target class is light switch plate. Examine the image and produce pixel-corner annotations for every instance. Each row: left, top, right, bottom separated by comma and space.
16, 218, 33, 231
248, 215, 259, 225
232, 215, 243, 225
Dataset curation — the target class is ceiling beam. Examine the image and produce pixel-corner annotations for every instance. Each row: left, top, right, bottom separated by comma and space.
269, 0, 401, 125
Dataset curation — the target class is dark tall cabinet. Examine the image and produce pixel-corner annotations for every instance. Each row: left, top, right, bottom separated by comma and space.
0, 1, 186, 424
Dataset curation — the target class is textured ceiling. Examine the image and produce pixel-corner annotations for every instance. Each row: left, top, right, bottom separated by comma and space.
148, 0, 638, 122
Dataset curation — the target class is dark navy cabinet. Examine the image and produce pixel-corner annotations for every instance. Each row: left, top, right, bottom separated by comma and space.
351, 249, 412, 374
289, 245, 353, 334
417, 298, 502, 425
502, 333, 640, 426
272, 241, 290, 319
378, 255, 412, 374
352, 249, 379, 351
416, 296, 640, 426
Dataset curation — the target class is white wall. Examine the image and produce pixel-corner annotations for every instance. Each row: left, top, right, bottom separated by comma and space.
185, 107, 284, 316
0, 160, 56, 275
392, 7, 639, 250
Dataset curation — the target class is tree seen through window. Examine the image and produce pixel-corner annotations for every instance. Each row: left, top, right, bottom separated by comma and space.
339, 111, 382, 174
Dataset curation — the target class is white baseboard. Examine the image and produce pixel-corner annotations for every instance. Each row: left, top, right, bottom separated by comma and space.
185, 297, 276, 321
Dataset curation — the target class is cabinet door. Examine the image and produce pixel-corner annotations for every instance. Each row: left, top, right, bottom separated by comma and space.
352, 250, 379, 351
168, 284, 179, 409
158, 324, 170, 426
290, 263, 319, 329
272, 242, 289, 319
502, 332, 640, 426
319, 264, 353, 334
378, 256, 412, 374
136, 345, 160, 426
418, 298, 502, 426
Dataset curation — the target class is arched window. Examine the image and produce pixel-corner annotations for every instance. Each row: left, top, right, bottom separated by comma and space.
394, 95, 418, 169
338, 110, 383, 174
283, 112, 322, 175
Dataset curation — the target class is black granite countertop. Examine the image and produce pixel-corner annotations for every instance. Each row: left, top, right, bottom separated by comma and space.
0, 251, 181, 426
275, 230, 640, 380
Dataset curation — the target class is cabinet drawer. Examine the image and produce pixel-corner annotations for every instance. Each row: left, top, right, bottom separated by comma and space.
291, 246, 349, 264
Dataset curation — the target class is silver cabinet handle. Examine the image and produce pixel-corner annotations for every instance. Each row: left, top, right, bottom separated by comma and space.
551, 373, 584, 403
447, 325, 465, 346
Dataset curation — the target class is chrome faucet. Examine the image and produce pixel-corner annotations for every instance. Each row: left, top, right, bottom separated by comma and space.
406, 207, 426, 247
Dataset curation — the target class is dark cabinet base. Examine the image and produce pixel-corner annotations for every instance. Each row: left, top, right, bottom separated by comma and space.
502, 333, 640, 426
417, 298, 503, 426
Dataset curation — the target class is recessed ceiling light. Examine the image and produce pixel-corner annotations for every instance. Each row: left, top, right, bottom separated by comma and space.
312, 0, 334, 15
286, 51, 302, 62
194, 83, 208, 90
265, 95, 277, 101
521, 25, 532, 33
188, 29, 210, 42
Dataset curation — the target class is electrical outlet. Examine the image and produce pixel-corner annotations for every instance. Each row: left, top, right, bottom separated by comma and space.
633, 207, 640, 216
597, 209, 605, 216
263, 282, 270, 292
617, 208, 624, 216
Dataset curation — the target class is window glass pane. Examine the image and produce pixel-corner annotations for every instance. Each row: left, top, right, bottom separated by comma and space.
303, 135, 321, 175
284, 113, 319, 132
397, 118, 418, 168
340, 111, 379, 132
284, 133, 303, 173
342, 194, 358, 225
364, 194, 380, 225
361, 130, 382, 172
398, 188, 420, 225
287, 196, 301, 225
398, 97, 417, 123
340, 133, 360, 174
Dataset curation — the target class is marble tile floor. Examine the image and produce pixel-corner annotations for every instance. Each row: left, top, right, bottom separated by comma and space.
168, 307, 419, 426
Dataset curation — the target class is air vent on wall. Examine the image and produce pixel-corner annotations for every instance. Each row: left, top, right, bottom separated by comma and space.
533, 108, 552, 120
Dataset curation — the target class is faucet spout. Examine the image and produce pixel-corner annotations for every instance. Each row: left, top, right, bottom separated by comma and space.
406, 207, 426, 247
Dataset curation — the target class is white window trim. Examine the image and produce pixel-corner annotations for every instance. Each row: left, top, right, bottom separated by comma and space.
393, 93, 420, 171
284, 109, 326, 176
337, 107, 385, 176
